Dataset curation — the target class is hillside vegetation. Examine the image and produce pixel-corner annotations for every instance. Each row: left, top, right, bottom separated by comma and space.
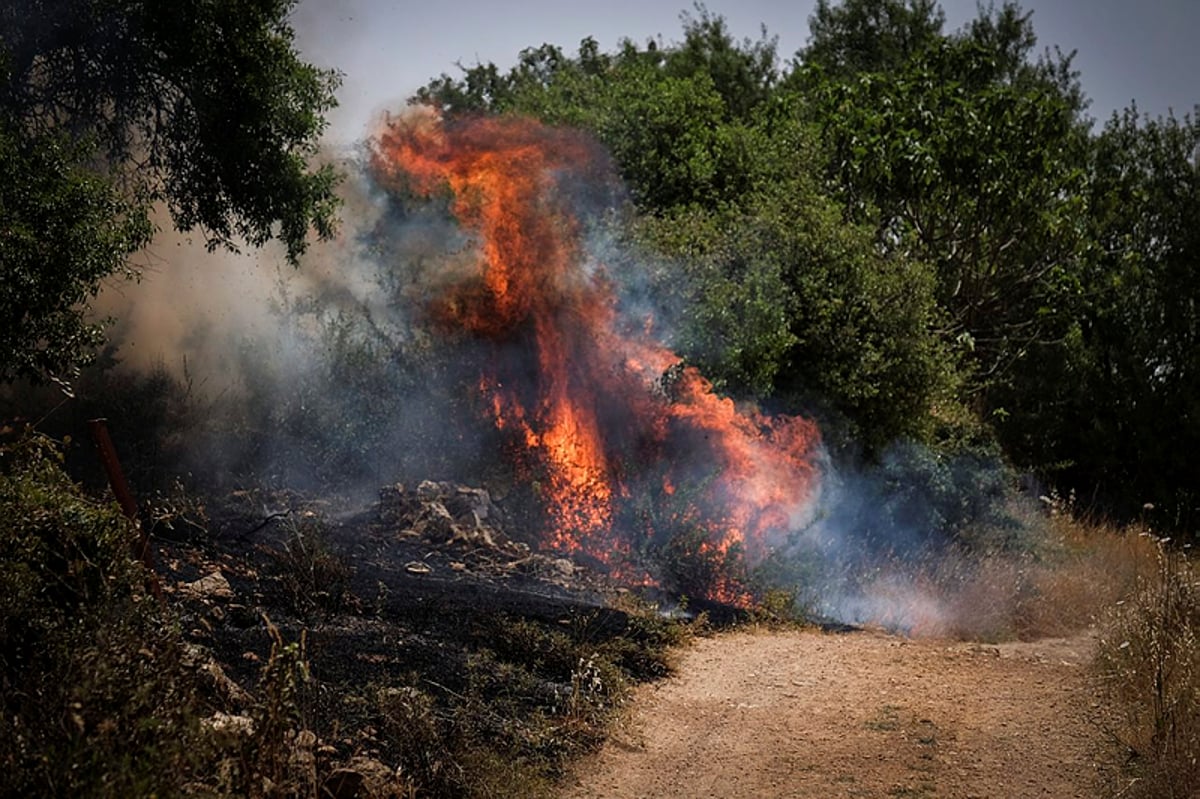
1, 1, 1198, 796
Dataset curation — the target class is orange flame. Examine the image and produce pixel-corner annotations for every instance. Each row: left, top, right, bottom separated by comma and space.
372, 111, 821, 605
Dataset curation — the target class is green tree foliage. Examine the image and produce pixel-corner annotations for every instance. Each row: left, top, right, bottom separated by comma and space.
0, 0, 340, 258
630, 99, 952, 453
1007, 110, 1200, 527
798, 2, 1091, 404
418, 6, 777, 123
799, 0, 945, 78
796, 1, 1200, 529
0, 124, 152, 384
660, 6, 779, 119
0, 0, 341, 383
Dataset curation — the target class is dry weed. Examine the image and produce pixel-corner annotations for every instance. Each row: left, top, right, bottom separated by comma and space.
1096, 541, 1200, 799
902, 510, 1160, 642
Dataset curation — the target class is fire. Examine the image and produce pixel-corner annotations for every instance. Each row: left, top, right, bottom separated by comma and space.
372, 111, 821, 605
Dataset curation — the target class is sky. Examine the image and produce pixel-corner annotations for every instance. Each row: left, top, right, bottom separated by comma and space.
291, 0, 1200, 144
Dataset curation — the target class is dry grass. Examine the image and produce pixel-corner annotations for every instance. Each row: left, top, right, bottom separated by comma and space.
923, 508, 1199, 798
901, 508, 1162, 642
1013, 514, 1160, 639
1095, 542, 1200, 799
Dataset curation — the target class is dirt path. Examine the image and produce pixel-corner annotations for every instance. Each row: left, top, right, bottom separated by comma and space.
564, 628, 1114, 799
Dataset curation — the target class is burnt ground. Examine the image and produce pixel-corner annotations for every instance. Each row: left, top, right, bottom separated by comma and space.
148, 481, 702, 795
159, 484, 677, 685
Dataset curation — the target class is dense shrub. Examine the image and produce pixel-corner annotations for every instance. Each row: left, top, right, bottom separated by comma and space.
0, 434, 213, 796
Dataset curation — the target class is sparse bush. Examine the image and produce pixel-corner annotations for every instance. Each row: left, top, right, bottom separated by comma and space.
599, 603, 694, 678
744, 587, 808, 628
860, 438, 1019, 557
231, 621, 320, 798
355, 607, 692, 799
265, 513, 352, 619
1097, 541, 1200, 798
659, 525, 751, 605
376, 683, 454, 794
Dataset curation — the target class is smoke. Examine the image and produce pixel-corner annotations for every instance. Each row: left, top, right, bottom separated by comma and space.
756, 438, 1030, 636
85, 110, 1035, 634
94, 151, 386, 382
85, 140, 504, 495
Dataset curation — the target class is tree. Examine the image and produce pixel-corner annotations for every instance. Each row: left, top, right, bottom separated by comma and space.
797, 0, 945, 78
1012, 109, 1200, 529
798, 2, 1092, 409
0, 0, 341, 383
0, 124, 151, 385
418, 5, 779, 125
662, 5, 779, 120
629, 97, 953, 454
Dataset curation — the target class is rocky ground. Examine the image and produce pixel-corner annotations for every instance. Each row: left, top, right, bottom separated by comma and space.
149, 480, 693, 797
146, 480, 1122, 798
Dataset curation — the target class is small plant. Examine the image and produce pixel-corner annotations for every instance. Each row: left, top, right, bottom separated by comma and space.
745, 587, 807, 627
147, 476, 210, 541
238, 619, 318, 797
266, 512, 351, 619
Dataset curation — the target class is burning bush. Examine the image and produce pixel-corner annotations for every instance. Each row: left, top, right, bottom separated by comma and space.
367, 111, 823, 606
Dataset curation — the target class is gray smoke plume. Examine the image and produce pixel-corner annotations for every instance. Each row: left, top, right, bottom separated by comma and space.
83, 116, 1036, 635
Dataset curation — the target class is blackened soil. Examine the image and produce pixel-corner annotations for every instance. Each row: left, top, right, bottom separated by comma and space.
151, 488, 691, 789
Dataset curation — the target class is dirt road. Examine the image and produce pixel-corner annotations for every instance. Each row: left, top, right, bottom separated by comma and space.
564, 628, 1114, 799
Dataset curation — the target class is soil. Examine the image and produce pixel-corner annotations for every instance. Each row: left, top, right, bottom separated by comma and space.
563, 627, 1116, 799
157, 492, 644, 701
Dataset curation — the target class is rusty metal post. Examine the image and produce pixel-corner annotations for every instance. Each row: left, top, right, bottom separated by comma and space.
88, 419, 138, 521
88, 418, 161, 597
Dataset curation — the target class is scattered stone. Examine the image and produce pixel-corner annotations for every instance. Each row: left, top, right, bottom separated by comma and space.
182, 644, 253, 707
372, 481, 614, 597
180, 570, 234, 600
446, 486, 498, 523
323, 756, 405, 799
415, 480, 448, 501
379, 482, 511, 551
202, 711, 254, 736
413, 503, 456, 542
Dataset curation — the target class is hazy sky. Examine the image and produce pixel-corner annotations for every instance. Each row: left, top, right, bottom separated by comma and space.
291, 0, 1200, 143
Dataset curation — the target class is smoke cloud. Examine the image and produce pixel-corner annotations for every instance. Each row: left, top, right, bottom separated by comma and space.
85, 111, 1028, 634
